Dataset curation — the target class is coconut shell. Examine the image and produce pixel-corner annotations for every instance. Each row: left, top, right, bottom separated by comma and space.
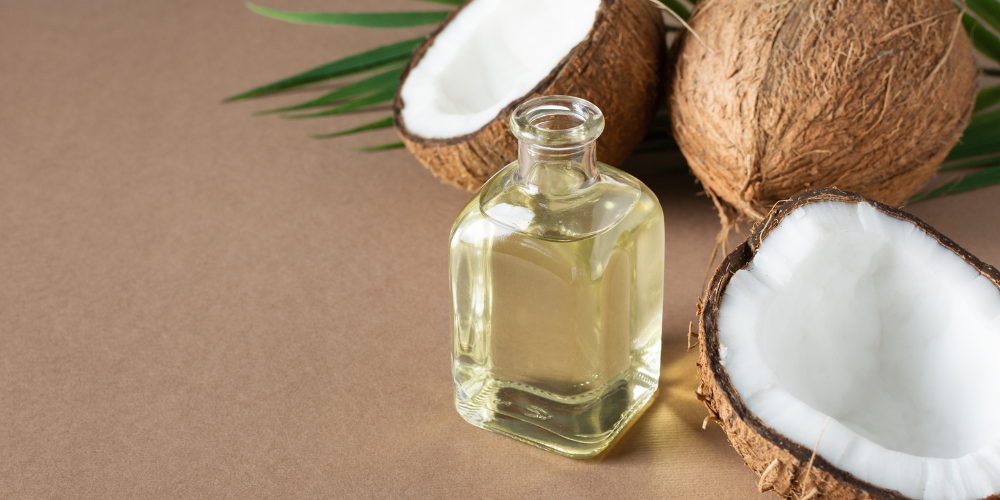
670, 0, 978, 221
393, 0, 666, 192
698, 188, 1000, 500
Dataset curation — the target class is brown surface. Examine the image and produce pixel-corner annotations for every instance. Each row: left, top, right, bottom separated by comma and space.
2, 1, 999, 498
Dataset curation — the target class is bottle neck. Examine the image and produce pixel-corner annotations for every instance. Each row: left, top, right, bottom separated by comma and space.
508, 95, 605, 194
516, 140, 598, 193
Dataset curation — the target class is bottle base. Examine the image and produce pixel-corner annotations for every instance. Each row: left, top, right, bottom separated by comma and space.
455, 372, 658, 459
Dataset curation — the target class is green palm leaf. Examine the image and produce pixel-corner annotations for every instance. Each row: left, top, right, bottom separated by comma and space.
962, 12, 1000, 63
256, 66, 403, 115
313, 117, 394, 138
946, 108, 1000, 160
660, 0, 690, 20
940, 154, 1000, 171
976, 84, 1000, 113
965, 0, 1000, 34
247, 4, 450, 27
908, 164, 1000, 202
224, 37, 421, 101
356, 141, 405, 151
285, 87, 397, 119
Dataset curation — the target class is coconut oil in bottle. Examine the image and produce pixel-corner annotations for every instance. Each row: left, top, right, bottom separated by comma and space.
449, 96, 664, 458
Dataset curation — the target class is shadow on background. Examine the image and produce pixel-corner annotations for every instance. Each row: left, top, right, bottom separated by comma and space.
597, 340, 725, 463
622, 150, 702, 199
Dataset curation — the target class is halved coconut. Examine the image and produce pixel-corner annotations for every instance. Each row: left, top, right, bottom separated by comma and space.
699, 188, 1000, 500
392, 0, 666, 191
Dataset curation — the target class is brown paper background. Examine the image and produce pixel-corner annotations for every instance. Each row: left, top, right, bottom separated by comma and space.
3, 0, 999, 498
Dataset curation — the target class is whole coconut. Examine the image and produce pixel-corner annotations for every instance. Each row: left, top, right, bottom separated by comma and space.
669, 0, 978, 221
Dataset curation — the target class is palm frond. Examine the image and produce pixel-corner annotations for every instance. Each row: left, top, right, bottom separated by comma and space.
356, 141, 405, 151
312, 117, 395, 138
255, 67, 403, 115
284, 87, 397, 119
908, 164, 1000, 202
247, 4, 450, 28
225, 37, 421, 101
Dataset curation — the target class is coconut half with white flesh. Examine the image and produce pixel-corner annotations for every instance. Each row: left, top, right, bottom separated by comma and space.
699, 188, 1000, 500
392, 0, 666, 191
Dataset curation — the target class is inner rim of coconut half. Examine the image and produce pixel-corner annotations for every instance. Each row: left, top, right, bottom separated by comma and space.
718, 201, 1000, 500
399, 0, 601, 139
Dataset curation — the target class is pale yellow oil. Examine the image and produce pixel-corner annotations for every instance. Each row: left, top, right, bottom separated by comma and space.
449, 160, 664, 458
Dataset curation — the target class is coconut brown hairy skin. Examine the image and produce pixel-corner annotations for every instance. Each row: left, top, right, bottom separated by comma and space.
696, 188, 1000, 500
670, 0, 977, 221
393, 0, 666, 192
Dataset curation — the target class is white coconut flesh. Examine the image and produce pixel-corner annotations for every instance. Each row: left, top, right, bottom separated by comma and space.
718, 202, 1000, 500
399, 0, 601, 139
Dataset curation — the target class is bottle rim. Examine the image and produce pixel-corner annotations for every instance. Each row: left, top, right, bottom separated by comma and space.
509, 95, 605, 148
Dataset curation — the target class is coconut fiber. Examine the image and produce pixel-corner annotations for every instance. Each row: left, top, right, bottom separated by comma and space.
670, 0, 978, 221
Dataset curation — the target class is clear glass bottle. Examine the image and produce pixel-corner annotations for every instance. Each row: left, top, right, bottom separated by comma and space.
448, 95, 665, 458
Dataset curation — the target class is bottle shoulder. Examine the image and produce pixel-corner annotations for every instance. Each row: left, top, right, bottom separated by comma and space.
451, 162, 662, 244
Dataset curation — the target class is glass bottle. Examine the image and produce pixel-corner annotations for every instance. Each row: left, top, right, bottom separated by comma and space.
449, 95, 664, 458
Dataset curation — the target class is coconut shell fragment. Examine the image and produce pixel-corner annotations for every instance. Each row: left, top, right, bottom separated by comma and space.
393, 0, 666, 192
670, 0, 978, 221
698, 188, 1000, 500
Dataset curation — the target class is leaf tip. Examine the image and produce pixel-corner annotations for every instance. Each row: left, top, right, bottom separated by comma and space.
223, 89, 258, 102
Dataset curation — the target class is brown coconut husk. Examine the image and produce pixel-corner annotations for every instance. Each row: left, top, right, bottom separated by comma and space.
697, 188, 1000, 500
393, 0, 666, 192
670, 0, 978, 223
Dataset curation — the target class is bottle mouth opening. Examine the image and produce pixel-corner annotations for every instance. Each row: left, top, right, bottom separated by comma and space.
509, 95, 605, 148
